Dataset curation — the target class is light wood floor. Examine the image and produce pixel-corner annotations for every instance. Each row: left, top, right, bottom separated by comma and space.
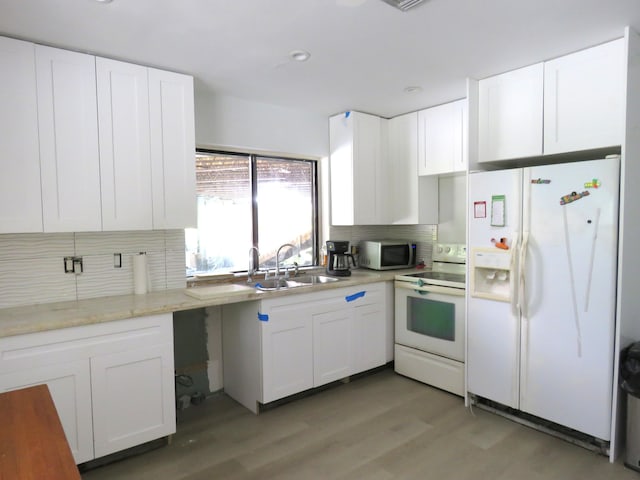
82, 368, 637, 479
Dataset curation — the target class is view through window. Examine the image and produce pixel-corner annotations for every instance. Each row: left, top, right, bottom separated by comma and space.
185, 151, 317, 276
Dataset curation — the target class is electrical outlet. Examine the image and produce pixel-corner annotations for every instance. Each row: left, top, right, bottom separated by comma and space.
63, 256, 83, 274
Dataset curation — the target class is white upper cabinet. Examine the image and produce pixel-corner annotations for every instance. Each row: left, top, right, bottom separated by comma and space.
36, 45, 102, 232
386, 112, 438, 225
0, 35, 197, 234
478, 63, 544, 162
418, 99, 467, 176
96, 57, 153, 231
330, 111, 386, 226
543, 39, 625, 155
478, 39, 624, 162
149, 68, 197, 229
0, 37, 43, 233
387, 112, 418, 224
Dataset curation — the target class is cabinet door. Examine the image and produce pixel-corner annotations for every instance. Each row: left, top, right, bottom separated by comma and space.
36, 45, 102, 232
329, 111, 385, 225
352, 301, 387, 374
0, 37, 43, 233
260, 303, 313, 403
91, 343, 176, 458
353, 112, 385, 225
0, 360, 94, 464
312, 308, 353, 386
148, 68, 196, 229
96, 57, 153, 231
387, 112, 418, 224
478, 63, 543, 162
418, 100, 466, 175
544, 39, 624, 154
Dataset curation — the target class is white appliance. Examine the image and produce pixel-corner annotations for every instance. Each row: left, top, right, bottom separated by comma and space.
394, 244, 466, 396
467, 157, 620, 444
358, 240, 417, 270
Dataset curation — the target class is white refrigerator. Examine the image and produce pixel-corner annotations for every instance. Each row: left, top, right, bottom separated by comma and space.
467, 157, 619, 441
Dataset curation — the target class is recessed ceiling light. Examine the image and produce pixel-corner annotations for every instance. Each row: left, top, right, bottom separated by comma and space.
381, 0, 428, 11
404, 86, 423, 94
93, 0, 114, 4
289, 50, 311, 62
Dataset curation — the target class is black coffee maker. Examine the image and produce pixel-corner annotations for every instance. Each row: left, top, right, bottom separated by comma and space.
326, 240, 356, 277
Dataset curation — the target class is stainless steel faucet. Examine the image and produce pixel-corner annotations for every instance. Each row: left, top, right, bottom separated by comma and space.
275, 243, 296, 278
247, 246, 260, 282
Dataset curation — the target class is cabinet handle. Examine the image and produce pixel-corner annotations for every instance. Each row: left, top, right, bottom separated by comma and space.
345, 291, 366, 302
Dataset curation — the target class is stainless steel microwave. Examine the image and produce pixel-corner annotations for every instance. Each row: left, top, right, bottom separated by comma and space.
358, 240, 416, 270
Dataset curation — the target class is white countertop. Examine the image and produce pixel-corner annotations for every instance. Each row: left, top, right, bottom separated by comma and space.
0, 268, 421, 338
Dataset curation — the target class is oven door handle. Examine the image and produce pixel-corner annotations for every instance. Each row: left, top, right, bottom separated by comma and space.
394, 280, 465, 297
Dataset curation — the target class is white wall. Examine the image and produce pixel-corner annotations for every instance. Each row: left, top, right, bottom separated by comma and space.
194, 86, 329, 158
437, 174, 467, 243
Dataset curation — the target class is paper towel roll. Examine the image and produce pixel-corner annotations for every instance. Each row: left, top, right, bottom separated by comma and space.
133, 252, 149, 295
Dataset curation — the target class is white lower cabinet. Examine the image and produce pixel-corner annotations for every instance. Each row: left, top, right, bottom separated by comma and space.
0, 314, 175, 464
313, 307, 353, 387
222, 282, 392, 413
91, 343, 175, 458
0, 359, 94, 463
260, 300, 314, 403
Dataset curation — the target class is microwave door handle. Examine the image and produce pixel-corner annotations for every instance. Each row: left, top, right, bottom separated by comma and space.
408, 242, 415, 265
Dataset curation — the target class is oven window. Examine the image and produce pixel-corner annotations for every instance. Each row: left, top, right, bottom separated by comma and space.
407, 297, 455, 341
381, 245, 410, 266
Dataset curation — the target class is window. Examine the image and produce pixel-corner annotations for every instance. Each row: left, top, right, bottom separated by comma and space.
185, 150, 318, 276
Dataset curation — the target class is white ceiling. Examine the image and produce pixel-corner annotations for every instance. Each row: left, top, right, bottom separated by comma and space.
1, 0, 639, 118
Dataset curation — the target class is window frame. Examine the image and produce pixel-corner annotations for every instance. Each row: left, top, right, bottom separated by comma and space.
194, 148, 320, 274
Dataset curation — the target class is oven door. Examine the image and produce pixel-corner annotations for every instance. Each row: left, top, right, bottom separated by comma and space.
394, 280, 465, 362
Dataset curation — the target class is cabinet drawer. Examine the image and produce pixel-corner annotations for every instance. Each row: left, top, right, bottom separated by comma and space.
0, 314, 172, 374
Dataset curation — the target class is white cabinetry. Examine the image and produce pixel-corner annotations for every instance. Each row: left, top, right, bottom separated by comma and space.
478, 39, 624, 162
36, 45, 102, 232
387, 112, 438, 225
329, 111, 386, 225
0, 314, 175, 464
544, 39, 625, 154
418, 99, 467, 176
149, 68, 197, 229
478, 63, 544, 162
0, 34, 196, 233
91, 342, 175, 458
222, 282, 391, 413
0, 359, 93, 463
260, 299, 314, 403
0, 37, 42, 233
313, 305, 353, 386
96, 57, 153, 231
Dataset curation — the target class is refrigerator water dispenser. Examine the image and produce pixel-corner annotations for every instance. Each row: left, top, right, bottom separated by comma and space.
470, 248, 513, 302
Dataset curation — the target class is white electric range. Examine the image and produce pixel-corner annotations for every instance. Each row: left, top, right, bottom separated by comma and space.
394, 243, 466, 396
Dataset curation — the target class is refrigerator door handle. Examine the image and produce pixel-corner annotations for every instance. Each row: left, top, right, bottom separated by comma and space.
510, 231, 520, 318
519, 231, 529, 319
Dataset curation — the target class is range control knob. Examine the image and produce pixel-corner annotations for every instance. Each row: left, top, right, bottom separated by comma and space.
445, 246, 451, 253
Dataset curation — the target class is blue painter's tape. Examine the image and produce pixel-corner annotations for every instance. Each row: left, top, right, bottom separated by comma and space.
345, 111, 351, 118
258, 312, 269, 322
345, 291, 365, 302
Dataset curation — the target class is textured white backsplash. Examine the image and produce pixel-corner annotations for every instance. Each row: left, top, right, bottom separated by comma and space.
0, 230, 186, 309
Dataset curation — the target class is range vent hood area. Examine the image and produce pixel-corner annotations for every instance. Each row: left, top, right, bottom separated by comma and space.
380, 0, 428, 12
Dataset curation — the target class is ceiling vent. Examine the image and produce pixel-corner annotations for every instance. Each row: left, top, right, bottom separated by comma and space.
380, 0, 428, 11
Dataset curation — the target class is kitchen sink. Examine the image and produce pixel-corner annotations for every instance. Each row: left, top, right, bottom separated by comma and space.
291, 275, 340, 285
248, 274, 341, 291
